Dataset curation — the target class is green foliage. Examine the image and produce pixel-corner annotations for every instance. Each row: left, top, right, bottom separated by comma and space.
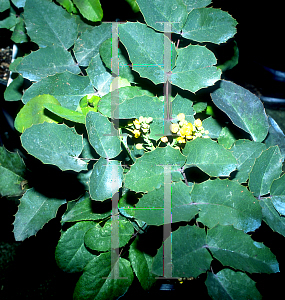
2, 0, 285, 299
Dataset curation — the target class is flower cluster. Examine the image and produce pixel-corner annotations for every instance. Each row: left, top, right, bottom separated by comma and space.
161, 113, 209, 145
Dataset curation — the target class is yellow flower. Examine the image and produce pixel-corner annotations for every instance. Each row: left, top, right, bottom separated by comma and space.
186, 135, 193, 140
133, 129, 141, 138
177, 137, 186, 143
161, 136, 168, 143
177, 113, 185, 121
146, 117, 153, 123
194, 118, 202, 128
133, 119, 141, 129
180, 123, 193, 136
170, 123, 179, 133
205, 130, 209, 135
136, 143, 143, 150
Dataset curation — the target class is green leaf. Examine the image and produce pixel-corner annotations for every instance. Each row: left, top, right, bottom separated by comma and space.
84, 219, 134, 252
202, 116, 223, 139
136, 0, 188, 33
248, 146, 282, 197
182, 0, 212, 12
24, 0, 78, 49
61, 194, 111, 223
74, 23, 112, 66
14, 94, 62, 133
118, 22, 177, 85
15, 46, 81, 81
0, 0, 10, 12
56, 0, 78, 13
124, 0, 140, 13
206, 225, 279, 273
4, 74, 24, 101
44, 103, 85, 124
259, 197, 285, 238
22, 72, 95, 110
183, 138, 237, 177
182, 8, 237, 44
123, 181, 196, 225
124, 145, 186, 193
13, 188, 66, 241
0, 146, 27, 197
86, 54, 113, 97
218, 126, 236, 149
11, 0, 25, 8
0, 5, 17, 29
129, 237, 156, 290
172, 45, 221, 93
190, 179, 262, 232
206, 269, 262, 300
264, 116, 285, 161
193, 101, 207, 113
229, 139, 266, 183
211, 80, 269, 142
11, 15, 29, 43
152, 225, 212, 278
171, 94, 195, 123
89, 158, 123, 201
73, 0, 103, 22
55, 221, 96, 273
99, 38, 135, 83
21, 123, 87, 172
270, 174, 285, 216
86, 111, 121, 159
73, 252, 134, 300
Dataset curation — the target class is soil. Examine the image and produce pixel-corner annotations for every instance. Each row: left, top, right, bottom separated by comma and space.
0, 46, 12, 82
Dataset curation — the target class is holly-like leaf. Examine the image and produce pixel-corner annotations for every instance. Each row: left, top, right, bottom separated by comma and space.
89, 158, 123, 201
84, 219, 134, 252
206, 269, 262, 300
15, 46, 81, 82
21, 123, 87, 172
0, 147, 27, 197
74, 23, 112, 66
248, 146, 282, 197
211, 80, 269, 142
270, 174, 285, 216
230, 139, 266, 183
22, 72, 95, 110
171, 94, 195, 123
206, 225, 279, 274
14, 94, 62, 133
190, 179, 262, 232
13, 188, 66, 241
182, 0, 212, 12
24, 0, 78, 49
124, 145, 186, 193
182, 8, 237, 44
136, 0, 188, 33
129, 237, 156, 290
55, 221, 96, 273
73, 252, 134, 300
73, 0, 103, 22
183, 138, 237, 177
202, 116, 223, 139
85, 111, 121, 159
152, 225, 212, 278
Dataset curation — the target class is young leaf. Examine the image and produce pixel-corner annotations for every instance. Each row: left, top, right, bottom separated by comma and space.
270, 174, 285, 216
0, 146, 27, 197
89, 158, 123, 201
211, 80, 269, 142
15, 46, 81, 81
24, 0, 78, 49
152, 225, 212, 278
74, 23, 112, 66
206, 225, 279, 274
183, 138, 237, 177
14, 94, 62, 133
73, 252, 134, 300
206, 269, 262, 300
129, 237, 156, 290
136, 0, 188, 33
13, 188, 66, 241
73, 0, 103, 22
22, 72, 95, 110
84, 219, 134, 252
85, 111, 121, 159
190, 179, 262, 232
248, 146, 282, 197
55, 221, 96, 273
230, 139, 266, 183
124, 145, 186, 193
182, 8, 237, 44
21, 123, 87, 172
